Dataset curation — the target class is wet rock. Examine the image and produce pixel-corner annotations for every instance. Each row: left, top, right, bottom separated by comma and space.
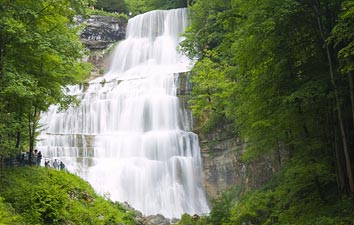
77, 15, 127, 50
145, 214, 170, 225
76, 15, 128, 81
170, 218, 179, 224
119, 202, 147, 225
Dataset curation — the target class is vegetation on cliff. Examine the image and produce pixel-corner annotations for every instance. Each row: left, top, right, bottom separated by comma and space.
180, 0, 354, 224
0, 167, 135, 225
93, 0, 192, 16
125, 0, 192, 15
87, 8, 129, 21
94, 0, 129, 13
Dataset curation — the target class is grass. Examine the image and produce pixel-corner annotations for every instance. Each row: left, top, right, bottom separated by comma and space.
0, 166, 135, 225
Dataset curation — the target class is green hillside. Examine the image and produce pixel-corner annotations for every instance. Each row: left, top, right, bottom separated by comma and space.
0, 167, 135, 225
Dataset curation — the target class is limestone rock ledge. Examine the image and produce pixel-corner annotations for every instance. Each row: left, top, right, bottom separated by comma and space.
77, 15, 127, 50
77, 15, 128, 80
176, 72, 289, 199
199, 124, 289, 199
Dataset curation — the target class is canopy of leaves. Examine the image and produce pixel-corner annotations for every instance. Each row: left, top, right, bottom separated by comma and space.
331, 1, 354, 73
125, 0, 191, 15
0, 0, 93, 156
94, 0, 129, 13
180, 0, 354, 223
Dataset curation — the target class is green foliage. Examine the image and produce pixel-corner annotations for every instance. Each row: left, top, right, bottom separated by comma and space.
0, 0, 93, 157
228, 163, 352, 225
0, 167, 135, 225
330, 1, 354, 74
182, 0, 354, 224
0, 197, 25, 224
189, 52, 236, 132
94, 0, 128, 13
125, 0, 153, 15
183, 0, 351, 155
87, 9, 129, 21
193, 146, 353, 225
125, 0, 190, 15
177, 214, 209, 225
181, 0, 238, 132
0, 105, 21, 156
183, 0, 342, 152
92, 0, 191, 18
148, 0, 189, 10
207, 186, 243, 225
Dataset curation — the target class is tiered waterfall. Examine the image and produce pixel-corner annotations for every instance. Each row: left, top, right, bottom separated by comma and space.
36, 8, 210, 218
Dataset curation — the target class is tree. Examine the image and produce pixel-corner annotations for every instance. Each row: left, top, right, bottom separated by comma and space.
0, 0, 92, 163
182, 0, 354, 223
149, 0, 190, 9
125, 0, 154, 15
125, 0, 191, 15
95, 0, 128, 13
329, 0, 354, 195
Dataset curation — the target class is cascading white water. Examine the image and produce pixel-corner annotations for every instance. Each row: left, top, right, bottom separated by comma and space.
36, 8, 210, 218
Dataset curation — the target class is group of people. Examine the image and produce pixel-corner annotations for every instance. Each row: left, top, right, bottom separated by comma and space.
44, 158, 65, 171
20, 150, 66, 171
20, 149, 42, 165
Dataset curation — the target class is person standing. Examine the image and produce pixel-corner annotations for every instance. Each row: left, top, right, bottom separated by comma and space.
53, 159, 59, 170
37, 151, 42, 165
60, 161, 65, 171
24, 152, 29, 165
32, 150, 38, 165
20, 153, 25, 166
45, 160, 50, 168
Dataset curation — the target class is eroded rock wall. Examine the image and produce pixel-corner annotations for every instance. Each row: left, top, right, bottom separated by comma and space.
77, 15, 127, 80
199, 127, 289, 199
78, 15, 126, 49
176, 72, 289, 199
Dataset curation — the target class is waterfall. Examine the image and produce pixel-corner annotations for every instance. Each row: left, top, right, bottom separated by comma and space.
36, 8, 210, 218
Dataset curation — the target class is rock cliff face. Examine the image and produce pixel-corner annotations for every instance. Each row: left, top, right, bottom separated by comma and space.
199, 127, 288, 199
176, 72, 289, 199
77, 15, 127, 80
78, 15, 127, 49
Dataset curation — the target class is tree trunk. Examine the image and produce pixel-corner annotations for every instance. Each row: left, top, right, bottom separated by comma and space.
276, 140, 282, 168
28, 112, 33, 166
325, 53, 354, 195
15, 131, 21, 149
0, 155, 3, 172
15, 109, 22, 149
0, 47, 4, 79
0, 31, 7, 80
312, 0, 354, 195
27, 107, 38, 166
28, 106, 41, 166
334, 123, 347, 195
348, 72, 354, 126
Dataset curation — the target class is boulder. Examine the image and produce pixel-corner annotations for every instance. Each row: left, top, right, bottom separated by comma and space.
145, 214, 170, 225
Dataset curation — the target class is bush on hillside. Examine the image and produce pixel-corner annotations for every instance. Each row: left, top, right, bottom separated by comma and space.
0, 167, 135, 225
